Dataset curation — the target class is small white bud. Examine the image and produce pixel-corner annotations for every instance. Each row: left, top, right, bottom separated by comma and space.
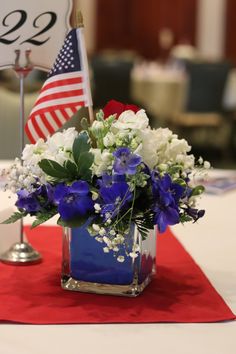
99, 228, 106, 236
204, 161, 211, 169
133, 244, 140, 253
159, 163, 168, 171
92, 192, 99, 201
95, 236, 103, 243
198, 156, 203, 164
117, 255, 125, 263
92, 224, 100, 232
129, 252, 138, 259
94, 203, 101, 212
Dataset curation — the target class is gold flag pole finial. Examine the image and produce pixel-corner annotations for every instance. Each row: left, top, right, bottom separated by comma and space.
76, 11, 84, 28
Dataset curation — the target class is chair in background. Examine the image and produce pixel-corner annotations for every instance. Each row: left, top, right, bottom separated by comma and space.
170, 61, 233, 156
91, 55, 134, 109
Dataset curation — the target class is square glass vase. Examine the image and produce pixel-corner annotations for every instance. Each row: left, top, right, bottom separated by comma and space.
61, 223, 156, 297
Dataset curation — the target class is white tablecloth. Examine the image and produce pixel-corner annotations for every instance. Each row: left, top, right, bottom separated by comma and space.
0, 164, 235, 354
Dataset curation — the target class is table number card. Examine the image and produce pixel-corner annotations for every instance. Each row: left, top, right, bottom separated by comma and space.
0, 0, 73, 71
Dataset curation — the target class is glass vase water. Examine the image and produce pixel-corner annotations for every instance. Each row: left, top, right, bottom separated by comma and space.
61, 223, 156, 297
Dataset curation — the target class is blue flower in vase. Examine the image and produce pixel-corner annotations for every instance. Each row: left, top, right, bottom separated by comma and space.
54, 181, 94, 221
16, 189, 41, 214
184, 206, 205, 222
113, 147, 142, 175
96, 173, 126, 188
151, 173, 184, 233
99, 181, 133, 220
15, 183, 56, 215
34, 183, 55, 207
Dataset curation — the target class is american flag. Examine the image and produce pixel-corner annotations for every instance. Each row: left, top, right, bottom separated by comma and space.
25, 28, 92, 143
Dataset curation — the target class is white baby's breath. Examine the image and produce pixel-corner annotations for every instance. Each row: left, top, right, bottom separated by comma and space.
117, 255, 125, 263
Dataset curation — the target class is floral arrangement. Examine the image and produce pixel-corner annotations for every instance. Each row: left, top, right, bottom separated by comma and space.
3, 100, 209, 262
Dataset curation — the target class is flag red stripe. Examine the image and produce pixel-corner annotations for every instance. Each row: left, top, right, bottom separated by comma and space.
25, 122, 36, 144
30, 115, 46, 140
40, 114, 56, 134
50, 111, 64, 128
59, 108, 70, 121
32, 102, 85, 116
35, 89, 84, 106
71, 106, 77, 113
41, 77, 83, 92
61, 108, 70, 121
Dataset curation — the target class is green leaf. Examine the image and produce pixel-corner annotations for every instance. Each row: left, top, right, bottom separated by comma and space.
57, 215, 88, 228
174, 178, 187, 187
134, 211, 154, 240
96, 109, 104, 121
80, 117, 89, 130
1, 211, 26, 224
38, 159, 69, 179
168, 165, 183, 175
77, 152, 94, 180
64, 160, 78, 177
31, 210, 57, 228
191, 185, 205, 197
180, 215, 193, 223
72, 131, 91, 164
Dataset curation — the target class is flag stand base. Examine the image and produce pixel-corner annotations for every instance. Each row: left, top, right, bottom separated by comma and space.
1, 242, 42, 265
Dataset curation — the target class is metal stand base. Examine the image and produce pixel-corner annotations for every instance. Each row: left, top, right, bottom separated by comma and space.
0, 51, 43, 266
1, 242, 42, 265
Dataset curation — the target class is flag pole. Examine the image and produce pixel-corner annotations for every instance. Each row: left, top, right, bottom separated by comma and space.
76, 11, 94, 125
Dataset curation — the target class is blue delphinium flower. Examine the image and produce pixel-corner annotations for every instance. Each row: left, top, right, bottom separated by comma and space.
151, 172, 184, 233
15, 183, 55, 215
96, 173, 126, 188
34, 183, 55, 207
16, 189, 41, 214
99, 181, 133, 220
113, 147, 142, 175
54, 181, 94, 221
184, 206, 205, 222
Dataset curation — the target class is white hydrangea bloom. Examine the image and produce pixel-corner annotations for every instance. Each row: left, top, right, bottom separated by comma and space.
20, 128, 79, 185
47, 127, 78, 151
167, 137, 191, 160
22, 127, 77, 165
22, 139, 47, 167
136, 128, 159, 168
44, 127, 78, 164
136, 126, 195, 170
91, 148, 113, 176
112, 109, 149, 131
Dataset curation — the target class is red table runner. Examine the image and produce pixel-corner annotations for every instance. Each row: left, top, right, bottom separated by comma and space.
0, 226, 235, 324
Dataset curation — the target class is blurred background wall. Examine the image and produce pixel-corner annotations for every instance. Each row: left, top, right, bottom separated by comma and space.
79, 0, 233, 61
1, 0, 236, 168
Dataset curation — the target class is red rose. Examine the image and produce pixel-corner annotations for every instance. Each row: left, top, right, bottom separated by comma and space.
103, 100, 139, 119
